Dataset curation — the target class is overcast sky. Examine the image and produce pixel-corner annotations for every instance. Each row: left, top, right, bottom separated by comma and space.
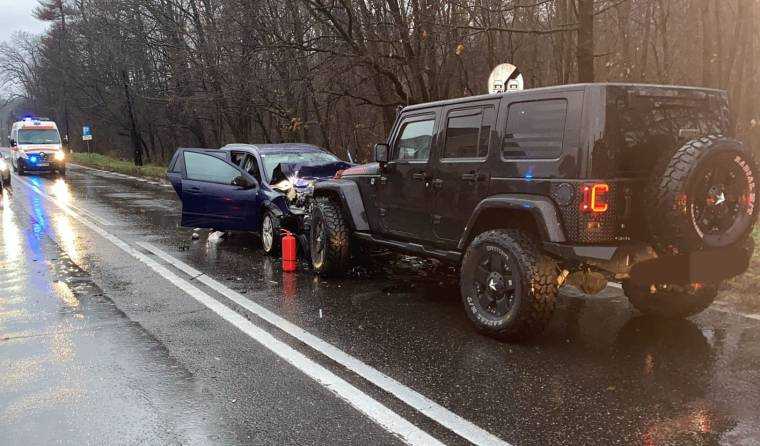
0, 0, 48, 45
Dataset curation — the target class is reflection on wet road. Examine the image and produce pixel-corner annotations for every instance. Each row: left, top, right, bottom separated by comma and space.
2, 164, 760, 445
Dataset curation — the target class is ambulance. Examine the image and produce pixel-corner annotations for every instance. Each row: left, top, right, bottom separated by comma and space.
9, 117, 66, 176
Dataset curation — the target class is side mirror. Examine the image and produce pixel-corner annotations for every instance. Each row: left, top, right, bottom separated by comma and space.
373, 143, 389, 164
9, 139, 16, 147
233, 175, 256, 189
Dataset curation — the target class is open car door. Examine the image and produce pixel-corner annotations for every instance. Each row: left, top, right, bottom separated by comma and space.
167, 148, 260, 230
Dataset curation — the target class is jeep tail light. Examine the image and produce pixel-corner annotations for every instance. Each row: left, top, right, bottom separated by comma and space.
581, 183, 609, 213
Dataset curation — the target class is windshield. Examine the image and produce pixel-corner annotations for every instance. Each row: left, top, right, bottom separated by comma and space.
18, 129, 61, 145
261, 152, 339, 181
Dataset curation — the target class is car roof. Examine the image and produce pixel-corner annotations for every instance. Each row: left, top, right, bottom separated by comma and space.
402, 82, 726, 112
220, 143, 326, 154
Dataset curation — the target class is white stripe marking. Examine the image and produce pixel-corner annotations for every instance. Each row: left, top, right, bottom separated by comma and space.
137, 241, 511, 446
15, 171, 445, 446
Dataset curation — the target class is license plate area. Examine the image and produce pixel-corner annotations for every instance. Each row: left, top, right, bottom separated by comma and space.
630, 243, 754, 286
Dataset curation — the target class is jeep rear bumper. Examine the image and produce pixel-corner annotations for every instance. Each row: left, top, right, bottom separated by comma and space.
544, 240, 754, 285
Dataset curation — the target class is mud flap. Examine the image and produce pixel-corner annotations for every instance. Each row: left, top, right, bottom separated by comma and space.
629, 242, 754, 286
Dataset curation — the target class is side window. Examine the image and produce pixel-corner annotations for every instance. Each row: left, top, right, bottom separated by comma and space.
443, 106, 495, 159
184, 151, 242, 184
231, 152, 246, 166
502, 99, 567, 159
242, 155, 262, 183
395, 119, 435, 162
170, 151, 185, 173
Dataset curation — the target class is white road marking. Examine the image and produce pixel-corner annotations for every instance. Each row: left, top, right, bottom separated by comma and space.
137, 241, 511, 446
13, 170, 447, 446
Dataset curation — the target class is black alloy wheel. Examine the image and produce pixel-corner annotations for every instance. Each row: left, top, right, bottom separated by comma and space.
471, 248, 519, 320
460, 229, 558, 341
692, 156, 749, 239
309, 196, 351, 276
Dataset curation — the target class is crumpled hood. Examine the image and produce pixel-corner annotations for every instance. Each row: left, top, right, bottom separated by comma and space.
270, 161, 353, 189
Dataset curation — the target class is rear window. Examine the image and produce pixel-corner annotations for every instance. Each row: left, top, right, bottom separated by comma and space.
502, 99, 567, 159
605, 89, 729, 175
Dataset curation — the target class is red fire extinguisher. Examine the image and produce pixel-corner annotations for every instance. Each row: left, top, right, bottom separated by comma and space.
281, 229, 297, 272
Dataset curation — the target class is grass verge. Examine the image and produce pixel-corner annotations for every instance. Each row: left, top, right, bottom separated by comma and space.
71, 152, 166, 180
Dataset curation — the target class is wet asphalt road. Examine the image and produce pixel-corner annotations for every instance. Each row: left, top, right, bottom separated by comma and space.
1, 157, 760, 445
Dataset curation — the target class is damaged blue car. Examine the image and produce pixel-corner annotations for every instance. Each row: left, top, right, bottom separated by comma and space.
167, 143, 351, 255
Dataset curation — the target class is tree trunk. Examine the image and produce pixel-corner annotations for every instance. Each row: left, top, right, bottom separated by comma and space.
577, 0, 595, 82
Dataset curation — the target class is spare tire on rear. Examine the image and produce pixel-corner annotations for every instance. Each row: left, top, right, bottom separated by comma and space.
646, 135, 758, 253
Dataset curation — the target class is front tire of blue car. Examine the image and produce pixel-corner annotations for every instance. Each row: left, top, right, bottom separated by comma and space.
261, 211, 280, 256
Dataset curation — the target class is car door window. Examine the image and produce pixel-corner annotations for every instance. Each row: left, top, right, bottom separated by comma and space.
395, 119, 435, 161
242, 155, 262, 183
184, 151, 242, 184
230, 151, 246, 166
443, 106, 495, 159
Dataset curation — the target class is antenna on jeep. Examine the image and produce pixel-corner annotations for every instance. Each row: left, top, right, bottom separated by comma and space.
488, 63, 525, 94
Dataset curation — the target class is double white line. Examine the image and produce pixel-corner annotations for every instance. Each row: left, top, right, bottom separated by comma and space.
13, 173, 511, 446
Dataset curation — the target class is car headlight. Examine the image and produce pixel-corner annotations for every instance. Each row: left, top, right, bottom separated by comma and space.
54, 151, 65, 161
0, 158, 7, 171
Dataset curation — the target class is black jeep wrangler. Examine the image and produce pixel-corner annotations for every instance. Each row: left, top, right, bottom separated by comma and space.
308, 83, 758, 340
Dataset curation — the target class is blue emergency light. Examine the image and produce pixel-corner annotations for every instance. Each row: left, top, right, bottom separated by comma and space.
29, 155, 38, 164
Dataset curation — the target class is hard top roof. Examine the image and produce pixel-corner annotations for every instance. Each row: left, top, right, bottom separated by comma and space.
402, 82, 726, 112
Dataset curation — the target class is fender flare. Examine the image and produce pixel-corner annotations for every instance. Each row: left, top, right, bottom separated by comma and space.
313, 180, 370, 231
458, 194, 567, 249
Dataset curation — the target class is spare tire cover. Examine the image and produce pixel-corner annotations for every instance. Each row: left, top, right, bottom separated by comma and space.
647, 136, 758, 252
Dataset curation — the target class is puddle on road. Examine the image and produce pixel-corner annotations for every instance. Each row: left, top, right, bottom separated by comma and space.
0, 181, 226, 444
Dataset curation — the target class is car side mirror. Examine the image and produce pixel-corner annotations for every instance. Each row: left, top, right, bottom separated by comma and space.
9, 139, 16, 147
233, 175, 256, 189
373, 143, 389, 164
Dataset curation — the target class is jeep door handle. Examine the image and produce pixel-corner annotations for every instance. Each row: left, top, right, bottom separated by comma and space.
412, 172, 428, 181
186, 186, 202, 195
432, 179, 444, 189
461, 172, 486, 182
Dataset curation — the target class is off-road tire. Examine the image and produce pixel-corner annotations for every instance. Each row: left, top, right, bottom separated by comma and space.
646, 135, 758, 252
310, 196, 351, 277
261, 211, 280, 256
622, 281, 718, 318
460, 229, 558, 341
